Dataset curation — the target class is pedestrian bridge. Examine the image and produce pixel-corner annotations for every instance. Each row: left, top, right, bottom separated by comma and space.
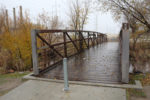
31, 23, 130, 84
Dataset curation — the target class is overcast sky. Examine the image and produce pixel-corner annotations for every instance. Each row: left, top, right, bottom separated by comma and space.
0, 0, 121, 34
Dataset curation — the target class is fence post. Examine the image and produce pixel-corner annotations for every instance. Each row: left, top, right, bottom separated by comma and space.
63, 58, 69, 91
121, 23, 130, 83
31, 29, 39, 75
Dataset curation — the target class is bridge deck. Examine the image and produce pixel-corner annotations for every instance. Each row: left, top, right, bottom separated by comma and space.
40, 42, 121, 84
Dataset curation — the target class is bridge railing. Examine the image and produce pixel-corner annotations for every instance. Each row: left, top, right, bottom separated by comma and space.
119, 23, 130, 83
31, 29, 107, 75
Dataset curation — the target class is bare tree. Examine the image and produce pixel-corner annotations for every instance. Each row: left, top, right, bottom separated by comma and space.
80, 0, 90, 30
97, 0, 150, 50
37, 10, 51, 29
69, 0, 80, 30
98, 0, 150, 31
50, 16, 63, 29
69, 0, 91, 30
37, 11, 63, 44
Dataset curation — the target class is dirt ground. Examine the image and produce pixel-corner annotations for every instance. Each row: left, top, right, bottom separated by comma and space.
0, 78, 23, 96
0, 72, 29, 96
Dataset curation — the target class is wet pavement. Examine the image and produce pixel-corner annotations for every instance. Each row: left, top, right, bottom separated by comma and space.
40, 42, 121, 84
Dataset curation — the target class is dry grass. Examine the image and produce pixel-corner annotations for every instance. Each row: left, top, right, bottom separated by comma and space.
130, 41, 150, 73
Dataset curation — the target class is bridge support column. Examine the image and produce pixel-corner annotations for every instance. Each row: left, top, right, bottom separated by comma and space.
63, 58, 69, 91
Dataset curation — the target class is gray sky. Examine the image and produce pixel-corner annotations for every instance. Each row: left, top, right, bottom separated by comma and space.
0, 0, 121, 34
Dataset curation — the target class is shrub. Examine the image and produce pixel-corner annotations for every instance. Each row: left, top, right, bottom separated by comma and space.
0, 49, 13, 74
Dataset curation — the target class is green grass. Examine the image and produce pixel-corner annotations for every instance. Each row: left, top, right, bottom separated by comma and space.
126, 90, 130, 100
0, 72, 30, 85
0, 72, 30, 79
126, 88, 146, 100
129, 73, 150, 85
129, 73, 145, 84
127, 88, 146, 98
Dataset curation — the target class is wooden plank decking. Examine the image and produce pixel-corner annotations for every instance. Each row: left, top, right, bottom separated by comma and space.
40, 42, 121, 84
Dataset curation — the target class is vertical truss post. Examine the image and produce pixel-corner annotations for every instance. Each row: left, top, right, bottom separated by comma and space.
103, 36, 104, 42
99, 34, 101, 43
99, 35, 100, 43
97, 33, 99, 44
94, 33, 96, 45
91, 33, 94, 46
63, 32, 67, 57
93, 32, 95, 46
98, 34, 100, 44
100, 35, 102, 43
31, 29, 39, 75
96, 33, 98, 45
88, 32, 90, 48
79, 32, 83, 52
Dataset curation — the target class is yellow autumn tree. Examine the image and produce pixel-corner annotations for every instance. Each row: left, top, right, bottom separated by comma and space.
0, 7, 63, 73
0, 8, 43, 73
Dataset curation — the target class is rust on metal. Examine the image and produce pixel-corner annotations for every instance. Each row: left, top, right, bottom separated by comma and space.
33, 29, 107, 76
63, 32, 67, 57
37, 34, 64, 58
65, 32, 80, 52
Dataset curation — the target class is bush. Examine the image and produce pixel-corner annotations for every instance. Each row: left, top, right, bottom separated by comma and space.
0, 7, 63, 74
0, 49, 13, 74
130, 41, 150, 73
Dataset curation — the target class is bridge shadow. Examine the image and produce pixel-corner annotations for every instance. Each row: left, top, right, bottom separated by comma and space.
40, 42, 121, 84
